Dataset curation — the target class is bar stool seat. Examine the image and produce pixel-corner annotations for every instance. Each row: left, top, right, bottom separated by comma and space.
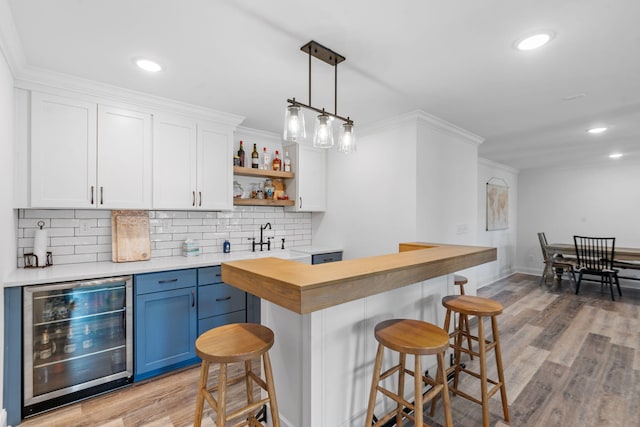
440, 295, 509, 427
194, 323, 280, 427
365, 319, 453, 427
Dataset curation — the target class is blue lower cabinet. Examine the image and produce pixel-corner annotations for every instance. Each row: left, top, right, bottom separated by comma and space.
134, 270, 198, 381
199, 310, 247, 334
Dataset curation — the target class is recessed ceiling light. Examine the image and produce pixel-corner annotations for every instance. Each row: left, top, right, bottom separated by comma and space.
609, 153, 623, 159
135, 59, 162, 72
587, 127, 608, 134
515, 32, 554, 51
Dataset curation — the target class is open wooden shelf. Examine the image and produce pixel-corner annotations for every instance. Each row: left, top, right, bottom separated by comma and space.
233, 198, 295, 207
233, 166, 294, 179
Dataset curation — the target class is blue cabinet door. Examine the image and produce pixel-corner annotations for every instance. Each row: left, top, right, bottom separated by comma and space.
134, 286, 197, 380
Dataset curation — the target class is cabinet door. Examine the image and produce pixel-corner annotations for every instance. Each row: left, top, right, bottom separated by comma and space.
197, 122, 233, 210
152, 113, 198, 209
31, 92, 97, 208
97, 106, 152, 209
287, 144, 327, 212
134, 287, 197, 379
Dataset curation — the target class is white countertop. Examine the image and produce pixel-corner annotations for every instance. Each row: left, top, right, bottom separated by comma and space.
2, 248, 313, 287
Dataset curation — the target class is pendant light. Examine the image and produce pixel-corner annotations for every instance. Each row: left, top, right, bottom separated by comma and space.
283, 105, 306, 141
284, 41, 356, 153
313, 112, 334, 148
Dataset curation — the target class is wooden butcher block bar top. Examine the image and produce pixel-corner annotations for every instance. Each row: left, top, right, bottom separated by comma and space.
221, 242, 496, 314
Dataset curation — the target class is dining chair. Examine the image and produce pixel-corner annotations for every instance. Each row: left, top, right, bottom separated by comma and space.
537, 232, 576, 287
573, 235, 621, 300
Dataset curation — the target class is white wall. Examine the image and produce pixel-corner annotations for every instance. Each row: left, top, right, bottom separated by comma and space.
516, 162, 640, 277
0, 37, 16, 413
477, 158, 519, 288
312, 112, 485, 293
312, 117, 418, 259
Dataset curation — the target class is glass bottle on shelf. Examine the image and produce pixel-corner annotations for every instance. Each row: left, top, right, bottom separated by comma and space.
262, 147, 271, 170
82, 324, 94, 349
251, 144, 259, 168
64, 325, 77, 354
284, 150, 291, 172
37, 329, 54, 360
237, 140, 245, 167
272, 150, 282, 171
264, 179, 275, 200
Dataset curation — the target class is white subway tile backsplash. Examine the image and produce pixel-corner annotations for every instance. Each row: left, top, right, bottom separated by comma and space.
17, 207, 312, 267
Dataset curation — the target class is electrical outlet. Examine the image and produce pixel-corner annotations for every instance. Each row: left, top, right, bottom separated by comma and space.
456, 224, 469, 234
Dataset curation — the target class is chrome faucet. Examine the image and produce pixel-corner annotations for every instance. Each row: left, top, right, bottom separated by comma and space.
249, 222, 273, 252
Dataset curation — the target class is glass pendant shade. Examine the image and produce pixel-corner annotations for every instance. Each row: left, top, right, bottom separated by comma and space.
283, 105, 306, 142
337, 122, 356, 153
313, 114, 334, 148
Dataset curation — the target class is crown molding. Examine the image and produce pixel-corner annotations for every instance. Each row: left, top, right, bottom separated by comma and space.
235, 126, 281, 142
0, 0, 26, 76
359, 110, 485, 145
478, 157, 520, 174
15, 65, 245, 127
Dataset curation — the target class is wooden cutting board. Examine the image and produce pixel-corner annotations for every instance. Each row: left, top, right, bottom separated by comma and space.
111, 210, 151, 262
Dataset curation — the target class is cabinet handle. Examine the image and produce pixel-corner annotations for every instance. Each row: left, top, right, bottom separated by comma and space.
192, 191, 196, 206
215, 273, 221, 277
191, 290, 195, 307
199, 191, 202, 207
299, 196, 303, 209
90, 186, 95, 205
325, 258, 333, 262
100, 187, 104, 205
215, 296, 231, 302
158, 278, 178, 284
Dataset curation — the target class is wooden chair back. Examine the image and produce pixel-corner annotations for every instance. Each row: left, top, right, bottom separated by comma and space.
573, 236, 616, 272
537, 232, 550, 262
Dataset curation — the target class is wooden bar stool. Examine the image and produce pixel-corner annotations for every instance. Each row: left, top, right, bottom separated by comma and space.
454, 275, 474, 360
365, 319, 453, 427
440, 295, 509, 427
194, 323, 280, 427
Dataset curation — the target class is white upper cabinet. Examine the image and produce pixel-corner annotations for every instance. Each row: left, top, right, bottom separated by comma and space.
30, 92, 151, 209
153, 113, 233, 210
285, 144, 327, 212
97, 105, 152, 208
31, 92, 97, 208
198, 122, 233, 210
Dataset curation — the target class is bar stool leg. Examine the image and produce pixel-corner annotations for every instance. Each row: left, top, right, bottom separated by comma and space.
194, 360, 209, 427
244, 360, 256, 424
461, 314, 474, 360
217, 363, 228, 427
262, 351, 281, 427
492, 316, 510, 422
437, 351, 453, 427
414, 355, 423, 426
396, 352, 406, 426
365, 343, 385, 425
477, 317, 489, 427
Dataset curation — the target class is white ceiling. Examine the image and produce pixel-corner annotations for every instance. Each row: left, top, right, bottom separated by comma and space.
6, 0, 640, 171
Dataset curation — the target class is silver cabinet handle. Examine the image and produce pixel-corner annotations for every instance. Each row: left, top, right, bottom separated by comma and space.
90, 186, 95, 205
299, 196, 303, 209
199, 191, 202, 207
192, 191, 196, 207
215, 296, 231, 302
100, 186, 104, 205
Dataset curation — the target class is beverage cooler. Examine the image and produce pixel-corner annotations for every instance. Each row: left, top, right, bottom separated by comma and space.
23, 276, 133, 417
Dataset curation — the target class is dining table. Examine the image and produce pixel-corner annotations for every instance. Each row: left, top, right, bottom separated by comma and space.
546, 243, 640, 282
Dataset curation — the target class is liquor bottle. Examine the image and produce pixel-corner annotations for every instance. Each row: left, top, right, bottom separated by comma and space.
64, 325, 77, 354
251, 144, 259, 168
262, 147, 271, 170
82, 324, 94, 349
237, 141, 245, 167
272, 150, 282, 171
38, 329, 54, 360
284, 150, 291, 172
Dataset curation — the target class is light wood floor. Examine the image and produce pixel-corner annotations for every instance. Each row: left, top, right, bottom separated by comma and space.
19, 273, 640, 426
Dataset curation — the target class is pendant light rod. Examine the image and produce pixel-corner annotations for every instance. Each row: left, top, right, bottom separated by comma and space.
286, 98, 353, 125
